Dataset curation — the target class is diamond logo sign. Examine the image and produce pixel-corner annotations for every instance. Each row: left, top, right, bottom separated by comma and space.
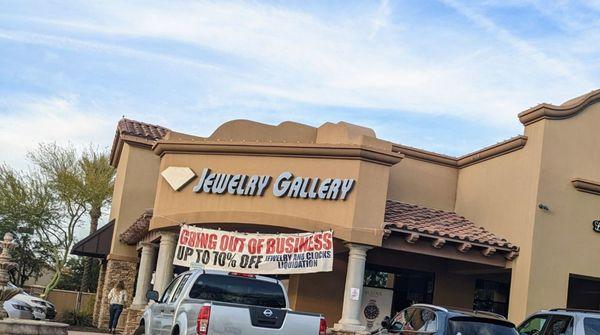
161, 167, 196, 191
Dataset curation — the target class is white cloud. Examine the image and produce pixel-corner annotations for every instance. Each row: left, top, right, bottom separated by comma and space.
0, 0, 598, 168
2, 0, 597, 129
0, 95, 114, 169
0, 29, 219, 72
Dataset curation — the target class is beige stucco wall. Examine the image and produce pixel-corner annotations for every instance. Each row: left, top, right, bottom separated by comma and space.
454, 121, 546, 322
151, 153, 392, 246
455, 102, 600, 322
387, 157, 458, 211
525, 103, 600, 316
109, 143, 161, 259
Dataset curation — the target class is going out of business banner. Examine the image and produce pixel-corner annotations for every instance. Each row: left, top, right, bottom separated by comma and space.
173, 225, 334, 274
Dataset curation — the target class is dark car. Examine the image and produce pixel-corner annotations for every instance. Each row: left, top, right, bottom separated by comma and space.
375, 303, 519, 335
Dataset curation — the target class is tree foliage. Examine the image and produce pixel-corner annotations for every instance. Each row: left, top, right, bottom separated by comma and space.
0, 166, 55, 286
27, 143, 88, 297
79, 148, 115, 292
0, 143, 114, 295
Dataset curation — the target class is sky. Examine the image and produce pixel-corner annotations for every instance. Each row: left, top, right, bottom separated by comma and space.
1, 0, 599, 170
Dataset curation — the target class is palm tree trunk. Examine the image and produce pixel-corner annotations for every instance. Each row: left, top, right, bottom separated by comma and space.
80, 207, 101, 292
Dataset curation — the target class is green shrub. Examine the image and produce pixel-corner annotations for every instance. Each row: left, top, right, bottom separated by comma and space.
62, 309, 94, 327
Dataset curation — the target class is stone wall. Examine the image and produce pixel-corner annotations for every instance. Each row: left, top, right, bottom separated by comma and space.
96, 259, 138, 330
93, 261, 107, 326
123, 308, 144, 335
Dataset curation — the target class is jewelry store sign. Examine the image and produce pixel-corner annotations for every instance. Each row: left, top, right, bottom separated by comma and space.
161, 166, 356, 200
174, 225, 334, 274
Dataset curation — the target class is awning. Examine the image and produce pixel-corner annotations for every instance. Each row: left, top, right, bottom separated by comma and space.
383, 200, 519, 266
71, 220, 114, 259
119, 209, 152, 245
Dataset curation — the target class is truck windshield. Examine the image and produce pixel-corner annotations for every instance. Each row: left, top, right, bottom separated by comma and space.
448, 317, 518, 335
189, 274, 286, 309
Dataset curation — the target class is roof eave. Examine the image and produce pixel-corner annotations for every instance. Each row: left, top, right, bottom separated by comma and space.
110, 133, 158, 167
383, 228, 519, 267
518, 90, 600, 126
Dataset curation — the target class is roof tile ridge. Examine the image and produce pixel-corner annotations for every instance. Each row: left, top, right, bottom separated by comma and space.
119, 117, 170, 132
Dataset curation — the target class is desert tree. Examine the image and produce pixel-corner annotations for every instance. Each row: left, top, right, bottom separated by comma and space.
27, 143, 88, 296
78, 148, 115, 292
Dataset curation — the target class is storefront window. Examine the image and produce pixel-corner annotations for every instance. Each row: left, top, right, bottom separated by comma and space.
394, 270, 435, 312
364, 269, 393, 288
473, 279, 510, 317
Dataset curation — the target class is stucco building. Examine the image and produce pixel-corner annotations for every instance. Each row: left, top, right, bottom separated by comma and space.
73, 89, 600, 334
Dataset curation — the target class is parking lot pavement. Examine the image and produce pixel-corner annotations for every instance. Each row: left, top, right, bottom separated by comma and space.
68, 332, 107, 335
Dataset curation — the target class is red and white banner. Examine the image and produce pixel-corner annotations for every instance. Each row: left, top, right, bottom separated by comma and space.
173, 225, 334, 275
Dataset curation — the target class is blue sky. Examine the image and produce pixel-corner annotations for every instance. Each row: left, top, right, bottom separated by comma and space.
1, 0, 599, 169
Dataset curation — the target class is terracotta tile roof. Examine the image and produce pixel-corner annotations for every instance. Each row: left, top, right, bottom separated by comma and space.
384, 200, 518, 251
117, 118, 169, 141
119, 209, 152, 245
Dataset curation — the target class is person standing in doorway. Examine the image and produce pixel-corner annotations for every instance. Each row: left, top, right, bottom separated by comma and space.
108, 280, 127, 334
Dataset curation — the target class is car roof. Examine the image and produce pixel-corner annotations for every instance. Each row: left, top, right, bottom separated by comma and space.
532, 309, 600, 318
411, 304, 508, 321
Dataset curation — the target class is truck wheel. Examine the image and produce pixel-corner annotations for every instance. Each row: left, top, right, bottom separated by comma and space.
133, 324, 145, 335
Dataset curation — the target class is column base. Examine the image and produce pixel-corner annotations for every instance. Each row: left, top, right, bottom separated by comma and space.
333, 322, 368, 334
122, 307, 145, 335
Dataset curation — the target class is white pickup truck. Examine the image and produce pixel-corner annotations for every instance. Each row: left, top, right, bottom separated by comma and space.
135, 270, 327, 335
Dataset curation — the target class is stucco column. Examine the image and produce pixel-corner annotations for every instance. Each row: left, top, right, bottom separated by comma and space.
153, 233, 177, 295
334, 243, 372, 333
132, 242, 158, 308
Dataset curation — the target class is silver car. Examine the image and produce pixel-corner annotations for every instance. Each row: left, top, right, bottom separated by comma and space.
518, 308, 600, 335
3, 299, 34, 319
6, 283, 56, 320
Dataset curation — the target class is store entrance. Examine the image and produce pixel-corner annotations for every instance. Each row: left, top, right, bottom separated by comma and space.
364, 267, 435, 316
567, 274, 600, 310
393, 269, 435, 311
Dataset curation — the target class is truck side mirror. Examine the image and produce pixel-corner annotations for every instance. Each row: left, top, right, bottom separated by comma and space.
146, 290, 159, 302
381, 316, 391, 329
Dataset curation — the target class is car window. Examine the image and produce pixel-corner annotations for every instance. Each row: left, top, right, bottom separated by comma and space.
403, 307, 438, 333
390, 308, 415, 333
519, 315, 550, 335
189, 274, 286, 308
544, 315, 573, 335
160, 275, 182, 303
170, 274, 191, 303
584, 318, 600, 335
448, 317, 518, 335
